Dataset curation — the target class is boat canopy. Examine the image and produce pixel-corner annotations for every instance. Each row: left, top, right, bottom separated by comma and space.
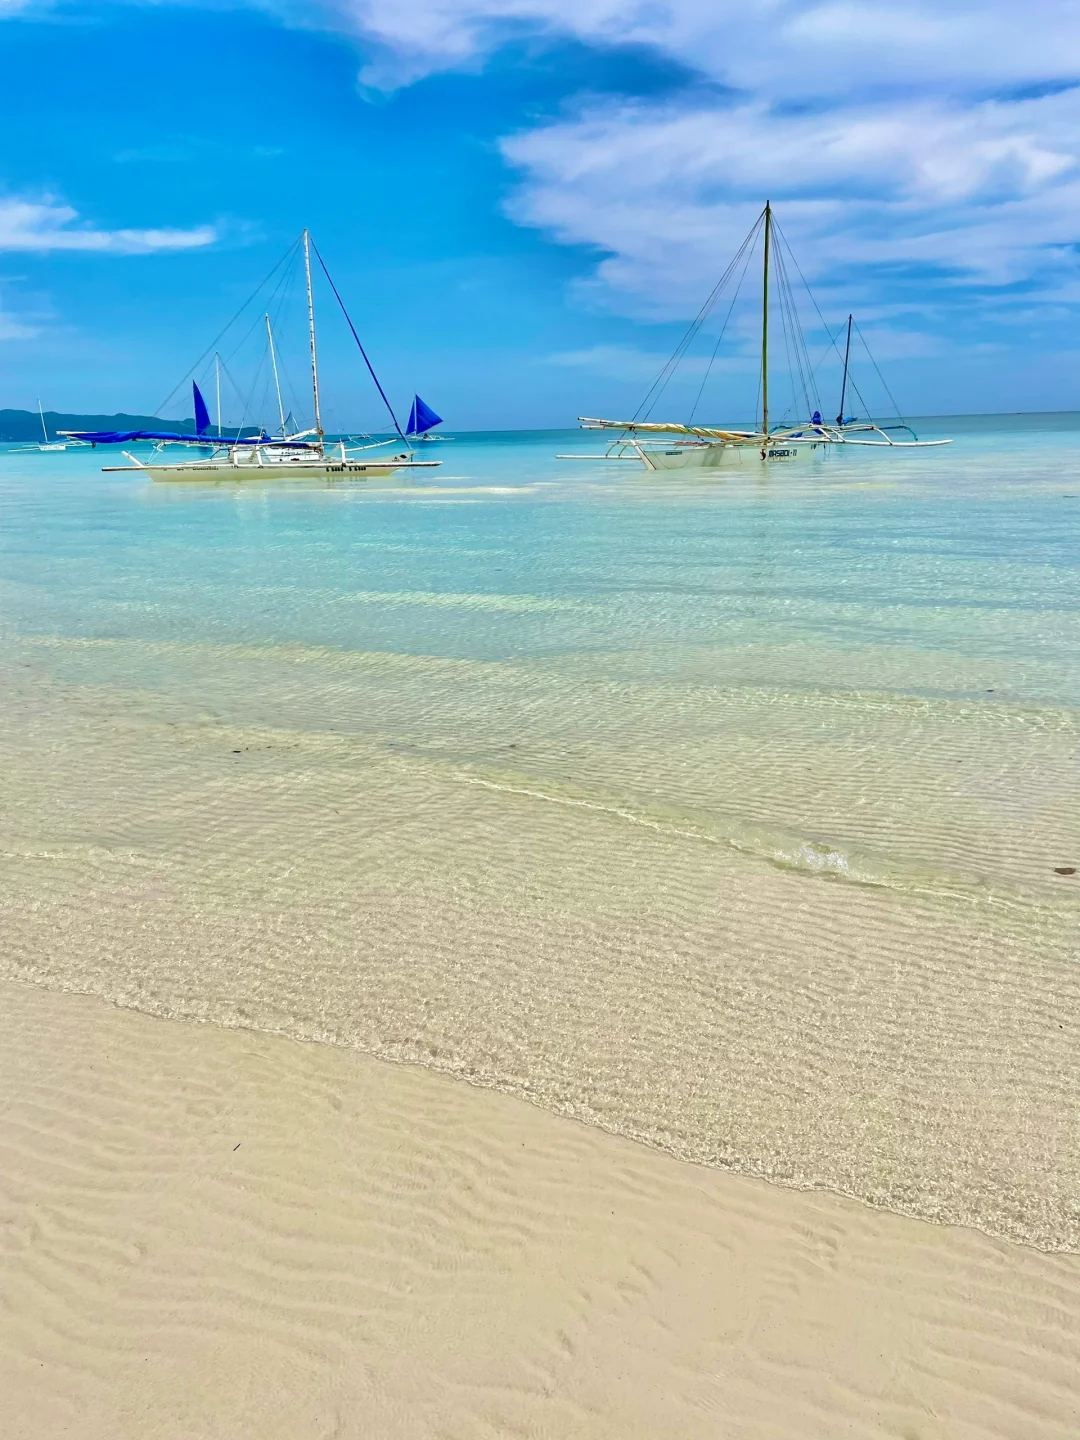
406, 394, 442, 436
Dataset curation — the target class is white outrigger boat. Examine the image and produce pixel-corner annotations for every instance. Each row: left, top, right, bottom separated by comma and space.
12, 399, 85, 453
63, 231, 441, 483
560, 203, 949, 470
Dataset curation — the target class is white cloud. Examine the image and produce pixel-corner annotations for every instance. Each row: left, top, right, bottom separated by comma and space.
7, 0, 1080, 321
499, 88, 1080, 310
300, 0, 1080, 97
225, 1, 1080, 315
0, 197, 216, 254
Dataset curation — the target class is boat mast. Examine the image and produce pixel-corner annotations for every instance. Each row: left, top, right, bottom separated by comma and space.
302, 229, 324, 445
37, 398, 48, 444
265, 313, 287, 437
837, 313, 853, 425
214, 353, 221, 438
761, 201, 771, 438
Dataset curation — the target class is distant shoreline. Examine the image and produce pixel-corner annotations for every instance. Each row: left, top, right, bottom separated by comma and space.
3, 407, 1079, 445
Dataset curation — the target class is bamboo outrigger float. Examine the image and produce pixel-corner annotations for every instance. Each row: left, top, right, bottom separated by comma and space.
559, 203, 950, 470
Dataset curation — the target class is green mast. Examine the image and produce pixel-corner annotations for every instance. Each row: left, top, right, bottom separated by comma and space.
761, 200, 771, 438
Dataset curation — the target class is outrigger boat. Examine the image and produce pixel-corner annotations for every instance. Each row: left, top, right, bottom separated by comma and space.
404, 394, 450, 442
12, 399, 85, 453
560, 203, 949, 470
62, 232, 441, 482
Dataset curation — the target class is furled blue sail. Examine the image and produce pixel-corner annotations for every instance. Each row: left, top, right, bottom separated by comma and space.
405, 395, 442, 436
63, 429, 194, 445
60, 428, 280, 447
193, 381, 212, 436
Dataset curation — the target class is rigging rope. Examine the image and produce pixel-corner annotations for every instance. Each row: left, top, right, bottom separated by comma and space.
154, 236, 302, 421
852, 319, 907, 427
631, 210, 765, 426
687, 236, 757, 425
769, 218, 885, 426
309, 239, 405, 442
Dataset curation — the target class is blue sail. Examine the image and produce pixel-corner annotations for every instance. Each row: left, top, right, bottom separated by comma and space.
193, 381, 212, 436
405, 394, 442, 436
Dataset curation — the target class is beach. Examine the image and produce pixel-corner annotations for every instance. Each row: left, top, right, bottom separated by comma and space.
4, 979, 1080, 1439
2, 422, 1079, 1431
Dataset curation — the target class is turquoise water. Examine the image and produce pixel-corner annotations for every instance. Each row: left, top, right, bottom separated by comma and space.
2, 417, 1079, 1246
3, 418, 1079, 691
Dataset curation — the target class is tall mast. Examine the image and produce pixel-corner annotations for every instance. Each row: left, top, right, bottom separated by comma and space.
265, 313, 287, 437
302, 229, 323, 444
837, 313, 853, 425
214, 353, 221, 437
761, 201, 771, 437
37, 398, 47, 443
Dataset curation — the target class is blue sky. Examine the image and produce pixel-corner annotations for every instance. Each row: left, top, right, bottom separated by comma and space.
1, 0, 1079, 427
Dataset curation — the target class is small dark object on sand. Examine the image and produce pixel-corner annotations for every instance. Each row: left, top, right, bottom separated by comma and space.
1054, 867, 1076, 876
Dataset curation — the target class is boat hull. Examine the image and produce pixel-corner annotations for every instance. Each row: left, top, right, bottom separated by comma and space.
640, 439, 828, 470
108, 457, 442, 483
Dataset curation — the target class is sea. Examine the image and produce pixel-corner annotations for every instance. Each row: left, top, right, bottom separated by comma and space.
1, 415, 1078, 1247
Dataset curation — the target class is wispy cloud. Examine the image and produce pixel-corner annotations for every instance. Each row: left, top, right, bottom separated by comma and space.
5, 0, 1080, 324
0, 272, 47, 340
138, 0, 1080, 317
0, 197, 217, 254
287, 0, 1080, 99
0, 306, 39, 340
549, 343, 701, 382
500, 88, 1080, 311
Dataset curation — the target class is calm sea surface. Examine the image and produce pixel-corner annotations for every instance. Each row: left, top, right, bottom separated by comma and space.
2, 417, 1078, 1245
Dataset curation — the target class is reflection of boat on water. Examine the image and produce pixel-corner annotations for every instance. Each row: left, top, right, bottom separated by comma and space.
62, 231, 441, 483
559, 203, 950, 470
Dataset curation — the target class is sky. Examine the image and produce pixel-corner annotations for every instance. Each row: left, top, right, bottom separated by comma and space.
1, 0, 1080, 428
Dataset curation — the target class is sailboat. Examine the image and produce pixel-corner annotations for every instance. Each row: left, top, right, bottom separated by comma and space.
36, 400, 68, 451
11, 400, 78, 452
61, 231, 442, 482
563, 203, 949, 470
405, 394, 448, 442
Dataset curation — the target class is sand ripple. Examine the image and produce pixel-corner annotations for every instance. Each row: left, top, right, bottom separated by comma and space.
2, 980, 1080, 1438
1, 646, 1077, 1250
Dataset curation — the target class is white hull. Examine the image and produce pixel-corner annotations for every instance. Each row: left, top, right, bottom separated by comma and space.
103, 452, 442, 482
639, 438, 828, 470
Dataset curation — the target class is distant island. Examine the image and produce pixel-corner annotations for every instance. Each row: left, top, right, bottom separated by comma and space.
0, 409, 195, 442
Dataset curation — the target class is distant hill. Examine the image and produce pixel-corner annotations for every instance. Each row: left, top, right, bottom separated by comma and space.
0, 409, 195, 442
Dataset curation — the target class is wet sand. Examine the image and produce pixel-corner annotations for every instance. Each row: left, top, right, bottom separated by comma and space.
3, 978, 1079, 1440
3, 655, 1078, 1251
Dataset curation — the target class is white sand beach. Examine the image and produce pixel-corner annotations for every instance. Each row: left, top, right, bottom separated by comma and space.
2, 978, 1079, 1440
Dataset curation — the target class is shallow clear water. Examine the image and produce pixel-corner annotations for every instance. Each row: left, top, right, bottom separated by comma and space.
2, 419, 1079, 1246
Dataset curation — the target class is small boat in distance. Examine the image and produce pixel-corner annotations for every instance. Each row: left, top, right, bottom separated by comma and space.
62, 232, 441, 482
560, 203, 950, 470
12, 400, 80, 452
405, 394, 449, 441
36, 400, 67, 451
